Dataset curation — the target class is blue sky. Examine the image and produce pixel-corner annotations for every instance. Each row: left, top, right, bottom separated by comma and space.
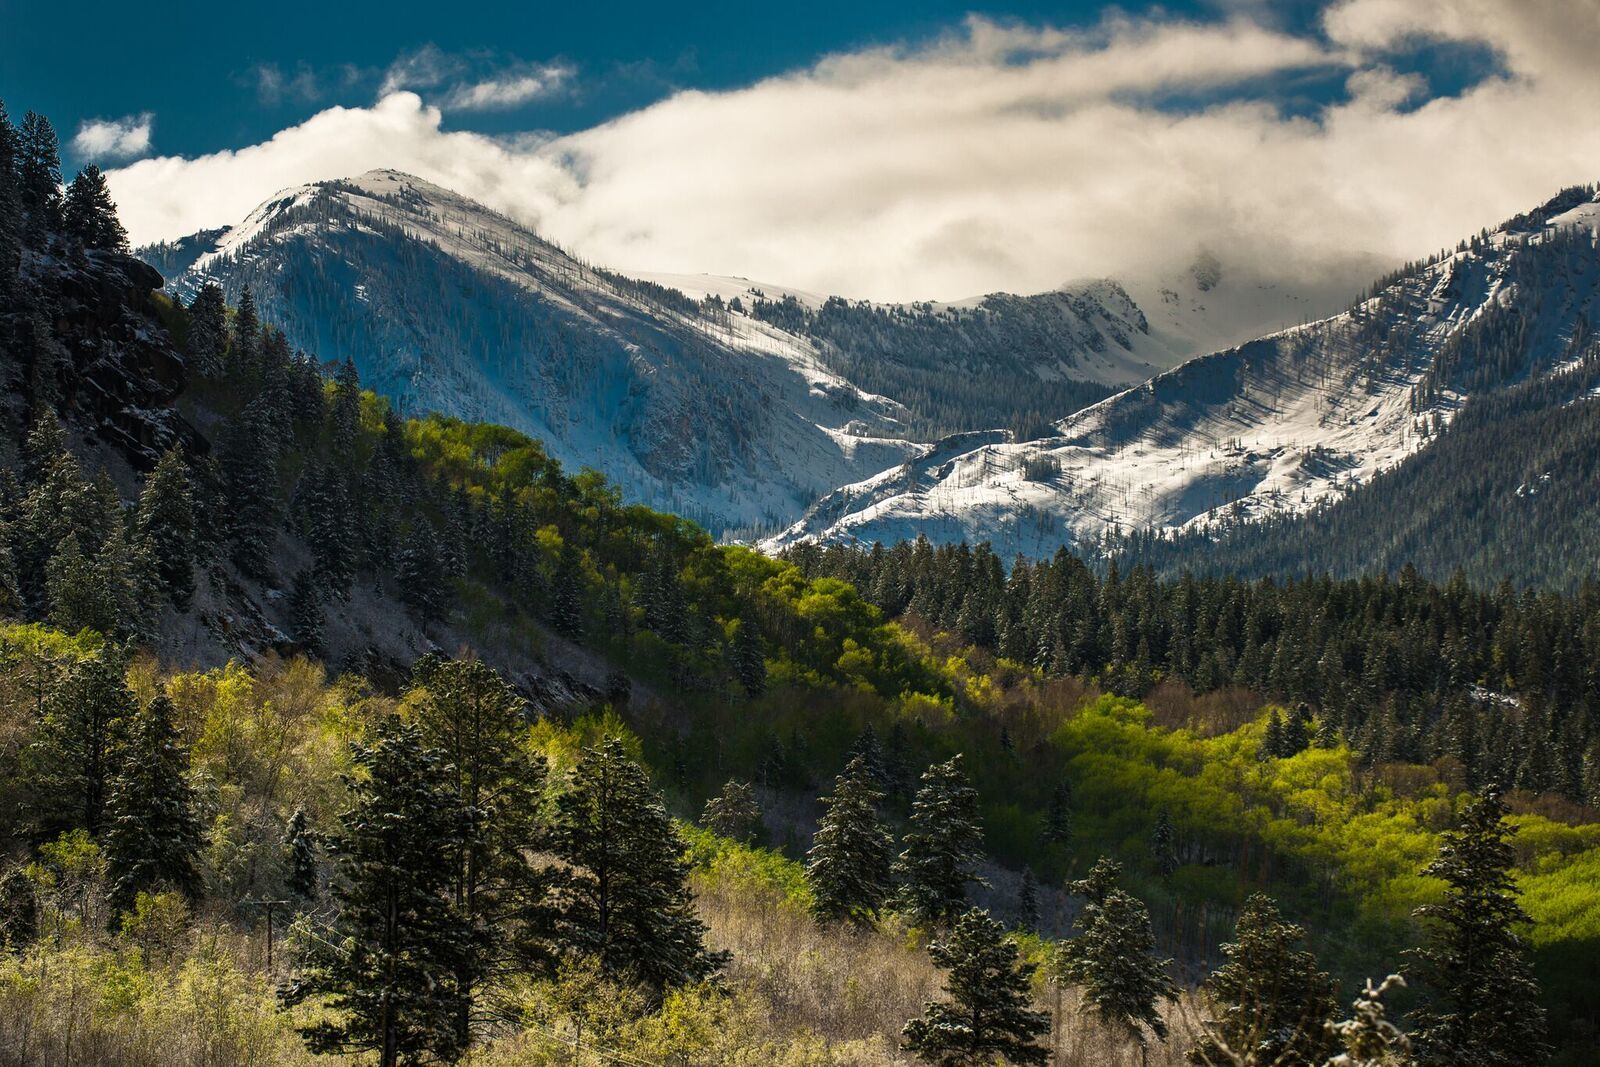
4, 1, 1595, 301
11, 0, 1349, 165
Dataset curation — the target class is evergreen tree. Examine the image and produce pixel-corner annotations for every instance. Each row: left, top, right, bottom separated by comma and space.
1151, 809, 1178, 878
27, 649, 136, 836
284, 714, 471, 1067
0, 100, 20, 292
396, 522, 448, 624
1407, 786, 1549, 1067
902, 907, 1050, 1066
230, 286, 261, 381
1329, 975, 1411, 1067
550, 738, 723, 993
1188, 893, 1337, 1066
806, 753, 894, 925
283, 807, 319, 901
894, 754, 987, 928
295, 462, 355, 598
287, 569, 325, 656
17, 111, 62, 240
132, 448, 196, 609
1263, 710, 1287, 759
331, 358, 363, 454
410, 656, 555, 1043
45, 532, 123, 634
731, 618, 767, 696
702, 779, 761, 842
218, 400, 278, 579
184, 283, 228, 378
1017, 866, 1040, 932
1045, 779, 1073, 846
62, 165, 127, 252
103, 693, 204, 913
550, 549, 584, 637
1056, 887, 1175, 1064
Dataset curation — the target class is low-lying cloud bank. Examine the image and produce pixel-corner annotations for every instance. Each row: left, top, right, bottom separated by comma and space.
109, 0, 1600, 301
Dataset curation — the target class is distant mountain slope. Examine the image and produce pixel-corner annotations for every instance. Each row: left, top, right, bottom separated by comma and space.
143, 171, 1333, 534
768, 186, 1600, 560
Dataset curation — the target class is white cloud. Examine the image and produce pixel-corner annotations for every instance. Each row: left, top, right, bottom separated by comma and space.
72, 113, 154, 162
439, 67, 573, 111
108, 4, 1600, 302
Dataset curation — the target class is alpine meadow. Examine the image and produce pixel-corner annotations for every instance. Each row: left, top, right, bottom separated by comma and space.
2, 2, 1600, 1066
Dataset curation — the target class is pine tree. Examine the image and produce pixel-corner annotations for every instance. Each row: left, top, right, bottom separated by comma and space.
903, 909, 1051, 1067
26, 650, 136, 837
1045, 779, 1073, 846
1263, 709, 1287, 760
287, 569, 325, 656
295, 462, 355, 598
185, 283, 228, 378
17, 111, 62, 240
1188, 893, 1337, 1066
283, 807, 319, 901
331, 357, 363, 454
1407, 786, 1549, 1067
0, 100, 21, 292
218, 400, 278, 579
132, 448, 196, 609
1056, 887, 1175, 1064
731, 618, 767, 696
229, 286, 261, 381
410, 656, 554, 1043
62, 166, 128, 253
396, 522, 448, 624
1017, 866, 1041, 931
103, 693, 204, 913
284, 714, 472, 1067
550, 549, 584, 637
702, 779, 761, 842
550, 738, 723, 993
894, 754, 987, 928
1151, 810, 1179, 878
806, 753, 894, 925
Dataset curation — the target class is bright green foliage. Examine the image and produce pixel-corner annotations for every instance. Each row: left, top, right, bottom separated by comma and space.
902, 907, 1050, 1066
894, 754, 986, 928
1189, 893, 1337, 1066
701, 779, 760, 842
103, 694, 204, 914
805, 753, 893, 925
1056, 887, 1175, 1053
285, 714, 471, 1067
550, 738, 723, 993
1408, 787, 1550, 1067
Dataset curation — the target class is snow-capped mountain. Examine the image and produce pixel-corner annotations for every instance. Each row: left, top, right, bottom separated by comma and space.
766, 186, 1600, 557
142, 170, 1328, 534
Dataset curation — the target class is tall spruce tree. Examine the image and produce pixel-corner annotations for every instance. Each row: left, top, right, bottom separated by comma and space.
894, 754, 987, 928
284, 714, 472, 1067
287, 569, 325, 656
0, 100, 20, 292
27, 649, 137, 836
550, 738, 723, 993
1188, 893, 1337, 1066
229, 286, 261, 382
902, 907, 1050, 1066
103, 693, 204, 913
17, 111, 63, 240
132, 449, 196, 609
731, 618, 767, 696
1407, 786, 1549, 1067
409, 655, 556, 1040
1017, 866, 1041, 932
62, 166, 127, 253
806, 753, 894, 925
283, 807, 319, 902
1151, 809, 1178, 878
1056, 887, 1175, 1065
185, 283, 228, 379
1045, 780, 1073, 846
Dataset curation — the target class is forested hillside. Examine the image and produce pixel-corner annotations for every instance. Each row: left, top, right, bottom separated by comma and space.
2, 99, 1597, 1067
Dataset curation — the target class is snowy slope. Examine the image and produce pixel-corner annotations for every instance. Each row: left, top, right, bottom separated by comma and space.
146, 170, 1342, 534
766, 186, 1600, 557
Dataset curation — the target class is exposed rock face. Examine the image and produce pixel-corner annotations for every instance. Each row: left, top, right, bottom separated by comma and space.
11, 246, 200, 468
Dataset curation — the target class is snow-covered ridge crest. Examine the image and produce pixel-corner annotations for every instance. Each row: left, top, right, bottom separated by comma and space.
765, 185, 1600, 557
